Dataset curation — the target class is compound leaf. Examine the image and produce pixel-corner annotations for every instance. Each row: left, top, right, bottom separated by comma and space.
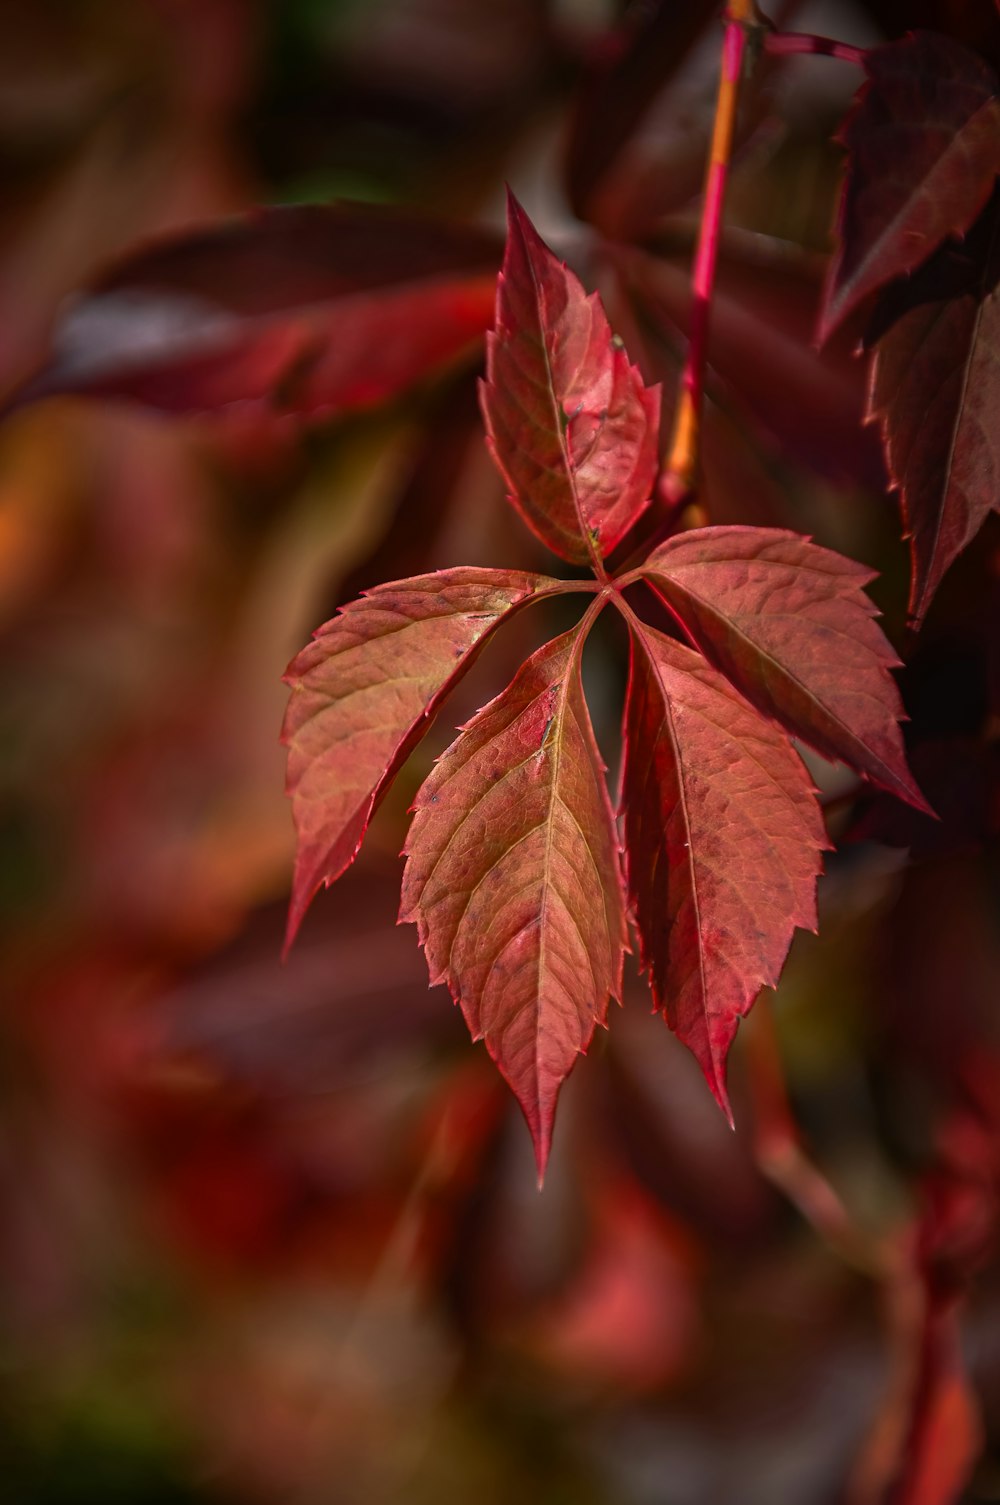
282, 567, 564, 953
621, 619, 827, 1115
820, 33, 1000, 343
480, 191, 660, 566
638, 526, 929, 811
400, 624, 627, 1180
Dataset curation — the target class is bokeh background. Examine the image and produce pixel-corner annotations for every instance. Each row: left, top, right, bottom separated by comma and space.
2, 1, 1000, 1500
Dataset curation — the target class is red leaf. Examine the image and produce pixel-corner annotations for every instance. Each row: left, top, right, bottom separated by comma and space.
282, 567, 564, 952
819, 33, 1000, 343
480, 192, 660, 565
866, 193, 1000, 625
400, 623, 628, 1180
620, 619, 827, 1115
637, 526, 929, 811
8, 204, 502, 419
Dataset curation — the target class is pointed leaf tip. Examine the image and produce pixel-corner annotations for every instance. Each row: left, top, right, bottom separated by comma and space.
401, 624, 628, 1174
820, 33, 1000, 342
481, 196, 660, 565
621, 618, 826, 1106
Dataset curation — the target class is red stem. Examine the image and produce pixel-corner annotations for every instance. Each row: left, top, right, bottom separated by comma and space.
764, 31, 867, 67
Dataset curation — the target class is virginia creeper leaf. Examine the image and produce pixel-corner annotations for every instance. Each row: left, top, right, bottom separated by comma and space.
400, 625, 628, 1180
637, 526, 929, 811
480, 192, 660, 565
621, 620, 827, 1116
866, 192, 1000, 625
8, 204, 502, 418
282, 567, 564, 953
819, 33, 1000, 343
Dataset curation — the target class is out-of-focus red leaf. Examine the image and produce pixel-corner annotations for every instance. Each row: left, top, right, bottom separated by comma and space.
866, 193, 1000, 625
563, 0, 719, 230
400, 626, 628, 1180
622, 244, 876, 484
282, 568, 564, 952
7, 204, 503, 419
620, 620, 827, 1117
480, 193, 660, 565
637, 526, 929, 810
819, 33, 1000, 344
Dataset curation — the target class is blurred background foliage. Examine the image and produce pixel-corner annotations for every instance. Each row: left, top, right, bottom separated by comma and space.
2, 1, 1000, 1501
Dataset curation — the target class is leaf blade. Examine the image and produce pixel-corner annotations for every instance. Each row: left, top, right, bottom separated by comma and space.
9, 204, 502, 419
621, 619, 827, 1112
400, 623, 628, 1179
480, 192, 660, 565
282, 567, 563, 953
866, 193, 1000, 625
820, 33, 1000, 343
639, 525, 929, 811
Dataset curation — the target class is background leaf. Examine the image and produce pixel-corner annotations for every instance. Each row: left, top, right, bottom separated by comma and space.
866, 191, 1000, 624
8, 204, 502, 419
400, 624, 627, 1179
819, 32, 1000, 343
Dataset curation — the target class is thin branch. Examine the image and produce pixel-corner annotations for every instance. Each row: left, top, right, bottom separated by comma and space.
764, 31, 868, 67
745, 998, 889, 1277
662, 0, 754, 499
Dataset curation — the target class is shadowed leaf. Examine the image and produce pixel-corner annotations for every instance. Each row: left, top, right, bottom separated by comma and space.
7, 204, 502, 418
400, 624, 627, 1180
866, 191, 1000, 624
638, 526, 929, 811
480, 192, 660, 565
820, 32, 1000, 343
282, 568, 564, 952
621, 620, 827, 1116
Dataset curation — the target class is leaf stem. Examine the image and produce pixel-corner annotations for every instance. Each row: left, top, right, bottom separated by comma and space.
662, 0, 755, 499
763, 30, 867, 67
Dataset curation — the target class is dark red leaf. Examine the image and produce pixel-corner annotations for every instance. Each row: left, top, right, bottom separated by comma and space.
563, 0, 719, 230
620, 619, 827, 1116
282, 567, 565, 953
866, 192, 1000, 625
819, 33, 1000, 343
8, 204, 502, 419
480, 192, 660, 565
636, 526, 929, 811
400, 624, 628, 1180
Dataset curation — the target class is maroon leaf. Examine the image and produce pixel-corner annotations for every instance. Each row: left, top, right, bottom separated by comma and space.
400, 624, 628, 1180
819, 33, 1000, 344
564, 0, 719, 230
480, 192, 660, 566
636, 526, 929, 811
620, 619, 827, 1115
282, 567, 566, 952
866, 192, 1000, 625
8, 204, 502, 418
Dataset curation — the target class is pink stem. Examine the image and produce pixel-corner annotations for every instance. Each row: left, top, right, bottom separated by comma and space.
765, 31, 868, 67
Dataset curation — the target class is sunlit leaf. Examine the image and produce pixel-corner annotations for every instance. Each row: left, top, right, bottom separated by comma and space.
282, 567, 565, 951
480, 192, 660, 565
620, 619, 827, 1115
400, 624, 627, 1179
637, 526, 929, 810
